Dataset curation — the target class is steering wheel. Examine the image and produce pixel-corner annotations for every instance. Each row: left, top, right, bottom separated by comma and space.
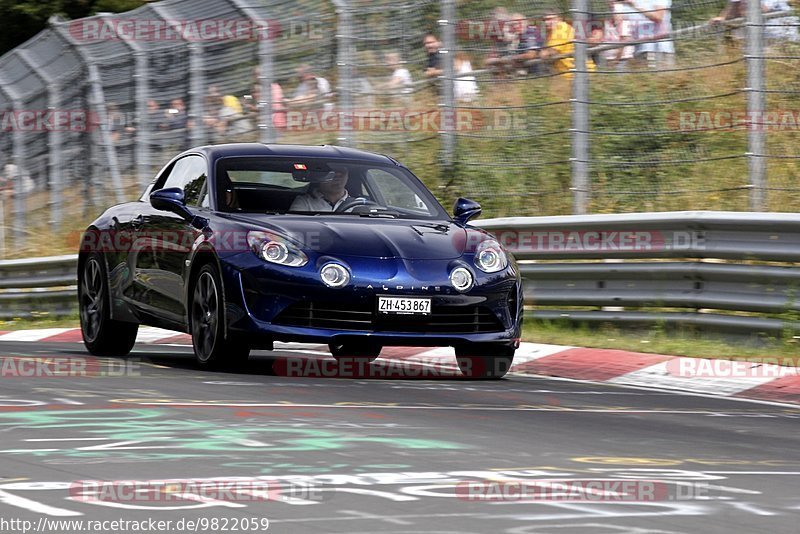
334, 197, 380, 213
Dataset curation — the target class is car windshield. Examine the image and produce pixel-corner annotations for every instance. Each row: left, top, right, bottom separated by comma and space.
216, 157, 449, 220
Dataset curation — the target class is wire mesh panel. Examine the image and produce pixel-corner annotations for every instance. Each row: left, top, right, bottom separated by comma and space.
586, 0, 749, 212
0, 52, 49, 190
342, 0, 439, 177
253, 0, 338, 146
21, 29, 90, 200
158, 0, 260, 149
450, 1, 576, 217
760, 4, 800, 210
51, 14, 138, 200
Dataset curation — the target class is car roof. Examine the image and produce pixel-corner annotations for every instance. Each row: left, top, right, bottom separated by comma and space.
180, 143, 400, 165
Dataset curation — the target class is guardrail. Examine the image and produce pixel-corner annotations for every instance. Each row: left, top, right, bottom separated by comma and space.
476, 211, 800, 334
4, 211, 800, 333
0, 254, 78, 319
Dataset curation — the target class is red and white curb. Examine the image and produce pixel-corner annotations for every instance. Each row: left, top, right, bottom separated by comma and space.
0, 327, 798, 405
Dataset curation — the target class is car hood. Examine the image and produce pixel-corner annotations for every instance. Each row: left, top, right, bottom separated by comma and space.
226, 214, 467, 260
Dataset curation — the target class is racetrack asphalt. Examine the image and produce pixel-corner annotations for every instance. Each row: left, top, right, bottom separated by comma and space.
0, 340, 798, 534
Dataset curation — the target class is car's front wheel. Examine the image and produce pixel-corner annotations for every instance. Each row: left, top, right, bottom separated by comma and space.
191, 263, 250, 368
79, 253, 138, 356
455, 344, 515, 379
329, 342, 382, 363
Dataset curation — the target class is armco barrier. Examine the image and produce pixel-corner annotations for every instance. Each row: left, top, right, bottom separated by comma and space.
3, 211, 800, 333
476, 211, 800, 333
0, 254, 78, 319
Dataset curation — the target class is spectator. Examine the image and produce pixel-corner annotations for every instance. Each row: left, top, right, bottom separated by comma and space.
287, 64, 332, 110
217, 95, 253, 137
164, 98, 188, 131
484, 9, 516, 75
539, 10, 597, 75
620, 0, 675, 68
146, 99, 165, 131
454, 52, 479, 102
607, 0, 636, 69
763, 0, 799, 41
248, 81, 287, 130
487, 13, 543, 76
352, 65, 375, 108
515, 14, 545, 75
105, 103, 128, 144
203, 89, 222, 140
423, 34, 443, 78
712, 0, 799, 43
384, 52, 413, 92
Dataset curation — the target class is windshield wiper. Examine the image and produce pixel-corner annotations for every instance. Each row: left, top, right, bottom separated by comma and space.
359, 212, 397, 219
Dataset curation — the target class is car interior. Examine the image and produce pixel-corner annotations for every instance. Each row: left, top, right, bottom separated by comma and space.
218, 168, 370, 213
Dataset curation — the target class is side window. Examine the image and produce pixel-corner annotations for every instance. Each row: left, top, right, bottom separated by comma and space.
367, 169, 430, 214
161, 155, 207, 206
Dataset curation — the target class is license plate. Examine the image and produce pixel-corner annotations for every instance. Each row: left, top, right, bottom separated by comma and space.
377, 296, 431, 315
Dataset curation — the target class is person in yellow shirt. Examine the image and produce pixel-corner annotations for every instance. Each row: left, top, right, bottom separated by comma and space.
540, 10, 596, 75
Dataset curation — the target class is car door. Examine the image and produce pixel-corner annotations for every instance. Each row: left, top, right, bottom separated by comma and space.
129, 154, 209, 323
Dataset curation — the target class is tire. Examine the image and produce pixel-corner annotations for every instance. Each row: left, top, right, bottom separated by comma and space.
455, 344, 515, 379
190, 263, 250, 368
329, 342, 382, 363
79, 253, 139, 357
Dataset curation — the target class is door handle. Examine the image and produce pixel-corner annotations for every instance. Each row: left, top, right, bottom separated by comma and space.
131, 215, 144, 230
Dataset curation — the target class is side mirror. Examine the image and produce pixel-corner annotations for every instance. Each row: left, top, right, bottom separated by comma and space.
453, 197, 482, 224
150, 187, 194, 221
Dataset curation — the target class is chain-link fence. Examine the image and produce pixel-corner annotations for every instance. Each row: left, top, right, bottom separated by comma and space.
0, 0, 798, 256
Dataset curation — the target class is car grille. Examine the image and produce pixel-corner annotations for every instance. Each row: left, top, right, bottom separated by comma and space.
273, 301, 504, 333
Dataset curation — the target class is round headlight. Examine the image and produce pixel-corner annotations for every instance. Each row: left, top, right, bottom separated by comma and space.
320, 262, 351, 288
475, 239, 508, 273
450, 267, 474, 292
262, 242, 288, 263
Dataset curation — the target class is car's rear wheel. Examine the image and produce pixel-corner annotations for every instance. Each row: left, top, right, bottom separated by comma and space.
455, 344, 515, 379
79, 253, 138, 356
329, 342, 382, 363
191, 263, 250, 368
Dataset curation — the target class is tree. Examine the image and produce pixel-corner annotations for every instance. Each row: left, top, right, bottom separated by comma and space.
0, 0, 145, 56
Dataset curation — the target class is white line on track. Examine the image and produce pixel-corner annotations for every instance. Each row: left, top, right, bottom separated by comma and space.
129, 402, 771, 415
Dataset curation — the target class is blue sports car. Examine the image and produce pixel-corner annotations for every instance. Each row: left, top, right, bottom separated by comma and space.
78, 144, 523, 378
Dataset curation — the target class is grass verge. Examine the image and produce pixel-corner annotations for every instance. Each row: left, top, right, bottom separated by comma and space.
523, 320, 800, 362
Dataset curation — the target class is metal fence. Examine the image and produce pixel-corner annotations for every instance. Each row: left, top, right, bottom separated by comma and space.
5, 212, 800, 338
1, 0, 799, 256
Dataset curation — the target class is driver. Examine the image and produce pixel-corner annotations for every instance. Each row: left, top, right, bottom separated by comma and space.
289, 165, 350, 212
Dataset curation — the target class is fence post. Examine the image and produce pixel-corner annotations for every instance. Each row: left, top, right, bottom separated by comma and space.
17, 49, 62, 225
133, 49, 151, 187
334, 0, 353, 147
439, 0, 456, 171
571, 0, 590, 215
10, 95, 26, 245
228, 0, 274, 144
86, 64, 125, 204
257, 31, 275, 144
187, 43, 206, 146
746, 0, 766, 211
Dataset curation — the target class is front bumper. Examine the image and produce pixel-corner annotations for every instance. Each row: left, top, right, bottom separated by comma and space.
221, 252, 523, 347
